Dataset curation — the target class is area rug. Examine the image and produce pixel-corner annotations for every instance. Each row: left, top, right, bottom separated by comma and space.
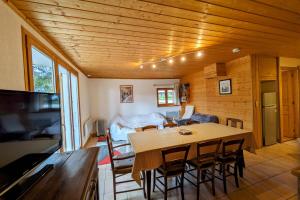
98, 150, 121, 165
97, 140, 126, 166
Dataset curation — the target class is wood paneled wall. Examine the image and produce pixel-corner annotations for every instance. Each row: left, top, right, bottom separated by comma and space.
181, 56, 253, 131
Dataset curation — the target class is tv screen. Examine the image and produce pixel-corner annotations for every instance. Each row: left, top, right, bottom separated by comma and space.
0, 90, 62, 194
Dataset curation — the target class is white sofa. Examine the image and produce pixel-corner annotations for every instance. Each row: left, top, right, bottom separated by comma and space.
110, 113, 167, 141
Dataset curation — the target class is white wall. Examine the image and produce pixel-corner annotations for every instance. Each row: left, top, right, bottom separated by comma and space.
89, 79, 181, 126
0, 1, 91, 144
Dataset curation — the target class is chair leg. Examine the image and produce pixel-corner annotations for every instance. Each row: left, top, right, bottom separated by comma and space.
180, 173, 185, 200
211, 166, 216, 196
152, 170, 156, 192
234, 163, 239, 188
164, 176, 168, 200
197, 169, 200, 200
112, 173, 117, 200
222, 163, 227, 194
142, 171, 147, 199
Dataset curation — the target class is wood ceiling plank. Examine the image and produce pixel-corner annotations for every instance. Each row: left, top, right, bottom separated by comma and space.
197, 0, 300, 22
88, 0, 300, 32
16, 4, 295, 44
12, 0, 300, 38
30, 17, 288, 47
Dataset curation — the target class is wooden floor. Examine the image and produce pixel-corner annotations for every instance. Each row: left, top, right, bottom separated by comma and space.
96, 140, 300, 200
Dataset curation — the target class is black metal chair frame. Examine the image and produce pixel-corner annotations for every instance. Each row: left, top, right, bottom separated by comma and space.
215, 139, 244, 194
153, 145, 190, 200
185, 140, 222, 199
105, 131, 146, 200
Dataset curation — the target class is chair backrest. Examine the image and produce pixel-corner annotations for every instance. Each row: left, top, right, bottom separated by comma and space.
182, 105, 194, 119
222, 139, 244, 158
105, 128, 115, 169
197, 140, 222, 163
141, 125, 158, 131
161, 145, 190, 173
163, 122, 177, 128
226, 118, 243, 129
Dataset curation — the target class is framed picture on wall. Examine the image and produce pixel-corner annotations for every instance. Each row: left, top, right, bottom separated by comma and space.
219, 79, 232, 95
120, 85, 134, 103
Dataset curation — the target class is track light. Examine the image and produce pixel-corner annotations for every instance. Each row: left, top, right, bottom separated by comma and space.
196, 51, 203, 57
180, 56, 186, 62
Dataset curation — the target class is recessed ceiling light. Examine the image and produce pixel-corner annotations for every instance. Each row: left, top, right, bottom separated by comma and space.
232, 48, 240, 54
140, 65, 144, 69
180, 56, 186, 62
168, 58, 174, 64
196, 51, 203, 57
152, 64, 156, 69
87, 74, 92, 77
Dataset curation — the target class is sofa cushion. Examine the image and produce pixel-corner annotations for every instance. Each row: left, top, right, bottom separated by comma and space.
190, 113, 219, 123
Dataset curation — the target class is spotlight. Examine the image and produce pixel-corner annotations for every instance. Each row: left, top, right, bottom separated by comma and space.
180, 56, 186, 62
168, 58, 174, 64
140, 65, 144, 69
196, 51, 203, 57
152, 64, 156, 69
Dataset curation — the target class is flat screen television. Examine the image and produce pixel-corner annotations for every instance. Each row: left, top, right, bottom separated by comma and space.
0, 90, 62, 195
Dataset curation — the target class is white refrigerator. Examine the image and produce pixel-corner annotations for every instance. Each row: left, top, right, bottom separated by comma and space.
262, 92, 278, 146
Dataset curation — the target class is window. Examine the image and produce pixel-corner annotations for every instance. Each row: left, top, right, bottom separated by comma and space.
22, 27, 82, 151
31, 46, 56, 93
157, 88, 174, 107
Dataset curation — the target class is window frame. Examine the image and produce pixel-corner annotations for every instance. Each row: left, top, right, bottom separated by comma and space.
22, 27, 82, 149
156, 88, 175, 107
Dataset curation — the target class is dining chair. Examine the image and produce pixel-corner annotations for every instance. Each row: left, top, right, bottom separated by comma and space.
216, 139, 244, 194
141, 125, 158, 131
226, 118, 246, 174
105, 131, 146, 200
152, 145, 190, 200
226, 118, 243, 129
163, 122, 177, 128
185, 140, 222, 199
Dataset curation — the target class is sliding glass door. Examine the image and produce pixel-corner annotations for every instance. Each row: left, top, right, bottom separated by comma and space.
59, 65, 81, 151
24, 29, 82, 152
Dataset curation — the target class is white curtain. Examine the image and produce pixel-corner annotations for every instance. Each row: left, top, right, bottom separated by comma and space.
173, 83, 180, 105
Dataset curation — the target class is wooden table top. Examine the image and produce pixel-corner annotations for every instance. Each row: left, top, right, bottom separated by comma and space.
128, 123, 252, 154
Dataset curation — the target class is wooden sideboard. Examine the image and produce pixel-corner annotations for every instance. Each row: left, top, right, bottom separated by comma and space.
18, 147, 99, 200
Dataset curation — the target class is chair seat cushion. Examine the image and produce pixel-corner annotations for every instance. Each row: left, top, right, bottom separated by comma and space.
157, 160, 185, 177
187, 158, 215, 169
113, 152, 135, 174
217, 155, 236, 164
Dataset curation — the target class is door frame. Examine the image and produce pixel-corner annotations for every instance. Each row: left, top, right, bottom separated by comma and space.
278, 66, 300, 141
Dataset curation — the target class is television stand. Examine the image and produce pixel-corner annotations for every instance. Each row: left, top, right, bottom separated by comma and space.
1, 147, 99, 200
1, 164, 54, 199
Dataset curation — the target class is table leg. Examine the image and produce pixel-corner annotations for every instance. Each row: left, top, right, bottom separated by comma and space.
146, 170, 152, 200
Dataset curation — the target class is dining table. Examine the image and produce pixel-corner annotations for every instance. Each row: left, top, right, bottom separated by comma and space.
128, 123, 255, 200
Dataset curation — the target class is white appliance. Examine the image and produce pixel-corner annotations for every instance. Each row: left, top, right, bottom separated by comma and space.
262, 92, 278, 146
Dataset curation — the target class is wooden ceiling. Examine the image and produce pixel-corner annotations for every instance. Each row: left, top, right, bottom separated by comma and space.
8, 0, 300, 78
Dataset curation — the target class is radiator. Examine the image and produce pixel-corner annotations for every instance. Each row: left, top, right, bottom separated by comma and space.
95, 119, 105, 136
83, 118, 95, 138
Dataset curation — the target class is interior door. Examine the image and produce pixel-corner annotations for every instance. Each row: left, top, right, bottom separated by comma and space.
59, 65, 81, 151
281, 70, 297, 139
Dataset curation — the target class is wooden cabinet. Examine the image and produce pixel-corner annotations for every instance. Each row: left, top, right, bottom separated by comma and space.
21, 147, 99, 200
203, 63, 226, 78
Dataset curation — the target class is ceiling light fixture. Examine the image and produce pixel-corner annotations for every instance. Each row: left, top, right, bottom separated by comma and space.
180, 56, 186, 62
168, 58, 174, 64
196, 51, 203, 57
152, 64, 156, 69
87, 74, 92, 77
232, 48, 240, 54
140, 65, 144, 69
